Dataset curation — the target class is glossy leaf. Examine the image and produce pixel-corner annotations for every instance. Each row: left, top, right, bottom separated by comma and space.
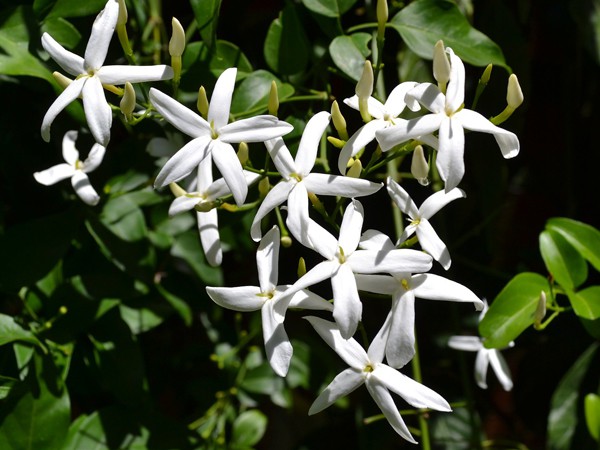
171, 231, 223, 286
230, 70, 294, 115
568, 286, 600, 320
302, 0, 358, 18
41, 17, 81, 49
231, 410, 268, 448
46, 0, 106, 19
540, 229, 588, 290
191, 0, 222, 49
389, 0, 508, 69
0, 314, 42, 348
264, 4, 310, 75
548, 343, 599, 449
154, 282, 193, 327
479, 272, 548, 348
547, 217, 600, 272
585, 393, 600, 442
329, 33, 371, 81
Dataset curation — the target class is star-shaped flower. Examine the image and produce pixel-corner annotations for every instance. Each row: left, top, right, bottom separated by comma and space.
168, 155, 260, 266
150, 68, 293, 206
387, 177, 464, 270
251, 111, 382, 242
357, 230, 483, 368
376, 48, 519, 191
206, 226, 332, 376
34, 130, 105, 205
41, 0, 174, 146
305, 316, 451, 443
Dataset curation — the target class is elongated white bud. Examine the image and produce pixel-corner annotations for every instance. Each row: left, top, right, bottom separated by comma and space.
356, 60, 373, 123
433, 40, 450, 87
411, 145, 429, 186
120, 82, 136, 120
268, 81, 279, 116
507, 74, 524, 109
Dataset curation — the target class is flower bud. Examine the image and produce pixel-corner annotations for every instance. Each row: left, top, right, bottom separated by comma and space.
197, 86, 209, 119
120, 81, 136, 121
116, 0, 132, 56
411, 145, 429, 186
481, 64, 493, 86
533, 291, 547, 330
346, 159, 362, 178
169, 18, 185, 57
53, 71, 73, 90
507, 74, 524, 109
297, 257, 307, 278
281, 236, 292, 248
433, 40, 450, 87
331, 100, 349, 140
268, 80, 279, 116
117, 0, 128, 26
237, 142, 249, 165
356, 60, 373, 123
377, 0, 388, 38
327, 136, 346, 149
258, 177, 271, 198
169, 182, 187, 197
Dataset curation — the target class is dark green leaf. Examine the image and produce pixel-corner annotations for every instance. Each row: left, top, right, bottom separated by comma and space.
190, 0, 222, 49
302, 0, 358, 18
231, 410, 268, 448
155, 283, 193, 327
230, 70, 294, 115
171, 231, 223, 286
585, 393, 600, 442
104, 171, 150, 195
118, 304, 166, 335
389, 0, 508, 69
0, 314, 42, 348
286, 340, 310, 389
40, 17, 81, 49
547, 217, 600, 272
264, 4, 309, 75
568, 286, 600, 320
240, 363, 284, 396
548, 343, 599, 449
479, 272, 548, 348
540, 229, 588, 290
46, 0, 106, 19
329, 33, 371, 81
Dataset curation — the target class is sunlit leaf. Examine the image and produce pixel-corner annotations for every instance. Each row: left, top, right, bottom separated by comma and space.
568, 286, 600, 320
230, 70, 294, 115
585, 393, 600, 442
264, 4, 310, 75
40, 17, 81, 49
547, 217, 600, 272
540, 229, 588, 290
329, 33, 371, 81
190, 0, 221, 49
302, 0, 358, 18
0, 314, 42, 348
231, 410, 268, 448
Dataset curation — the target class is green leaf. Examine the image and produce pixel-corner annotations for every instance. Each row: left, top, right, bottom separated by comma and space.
230, 70, 294, 115
154, 283, 193, 327
0, 314, 42, 348
40, 17, 81, 49
264, 4, 310, 75
286, 340, 310, 389
547, 217, 600, 272
389, 0, 508, 69
540, 229, 588, 290
548, 343, 599, 449
231, 410, 268, 448
329, 33, 371, 81
585, 393, 600, 442
479, 272, 548, 348
46, 0, 106, 19
568, 286, 600, 320
190, 0, 222, 49
301, 0, 358, 18
118, 304, 165, 335
171, 231, 223, 286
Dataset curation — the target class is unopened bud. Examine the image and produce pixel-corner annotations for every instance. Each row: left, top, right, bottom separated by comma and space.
433, 40, 450, 87
331, 101, 349, 140
281, 236, 292, 248
533, 291, 547, 329
297, 257, 306, 278
169, 182, 187, 197
120, 81, 136, 120
237, 142, 249, 165
258, 177, 270, 198
376, 0, 388, 38
197, 86, 209, 119
117, 0, 128, 26
116, 0, 132, 56
59, 306, 68, 314
411, 145, 429, 186
53, 71, 73, 90
346, 159, 362, 178
169, 18, 185, 57
268, 81, 279, 116
327, 136, 346, 149
356, 60, 373, 123
507, 74, 524, 109
220, 202, 238, 212
481, 64, 493, 86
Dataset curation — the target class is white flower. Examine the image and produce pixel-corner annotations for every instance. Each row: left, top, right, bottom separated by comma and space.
447, 301, 514, 391
376, 48, 519, 191
168, 156, 260, 266
305, 316, 451, 443
150, 68, 293, 206
279, 199, 433, 339
41, 0, 174, 146
251, 111, 382, 242
206, 226, 332, 376
34, 130, 105, 205
386, 177, 464, 270
357, 230, 483, 368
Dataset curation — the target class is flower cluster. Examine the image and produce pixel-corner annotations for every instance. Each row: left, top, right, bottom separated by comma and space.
34, 0, 521, 443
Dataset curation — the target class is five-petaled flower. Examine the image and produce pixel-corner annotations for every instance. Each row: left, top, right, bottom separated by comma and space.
41, 0, 174, 146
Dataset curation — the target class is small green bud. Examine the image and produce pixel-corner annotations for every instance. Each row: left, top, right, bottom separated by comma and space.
258, 177, 271, 198
327, 136, 346, 149
281, 236, 292, 248
346, 159, 362, 178
53, 71, 73, 90
533, 291, 547, 330
268, 80, 279, 116
481, 64, 493, 86
331, 100, 349, 140
297, 257, 306, 278
117, 0, 128, 26
59, 306, 68, 315
197, 86, 209, 119
376, 0, 388, 38
119, 81, 136, 121
237, 142, 249, 165
507, 73, 524, 109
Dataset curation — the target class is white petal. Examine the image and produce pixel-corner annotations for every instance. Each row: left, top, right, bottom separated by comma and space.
348, 249, 432, 274
445, 48, 465, 113
366, 309, 391, 364
286, 289, 333, 312
262, 303, 293, 377
488, 350, 513, 391
416, 219, 451, 270
97, 64, 174, 84
84, 0, 119, 70
309, 368, 364, 415
208, 67, 236, 131
198, 208, 222, 266
303, 174, 382, 198
251, 181, 294, 241
211, 140, 247, 206
365, 378, 416, 443
412, 274, 483, 307
405, 82, 445, 114
338, 120, 386, 174
447, 336, 483, 352
386, 177, 419, 218
294, 111, 331, 176
304, 316, 368, 368
385, 81, 420, 118
206, 286, 263, 311
154, 136, 212, 188
343, 95, 386, 118
61, 130, 79, 165
257, 226, 280, 293
419, 187, 465, 219
359, 229, 395, 252
457, 109, 520, 158
150, 88, 211, 138
474, 349, 490, 389
169, 196, 200, 215
338, 199, 363, 254
355, 274, 398, 295
34, 164, 75, 185
82, 143, 106, 172
277, 261, 338, 315
386, 291, 416, 368
220, 116, 293, 143
376, 114, 443, 152
196, 153, 213, 192
41, 33, 84, 76
373, 365, 451, 411
82, 76, 112, 146
331, 264, 362, 339
71, 170, 100, 205
41, 77, 86, 143
437, 116, 465, 191
265, 138, 296, 178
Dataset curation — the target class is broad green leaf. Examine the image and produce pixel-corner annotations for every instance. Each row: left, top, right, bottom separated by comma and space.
155, 282, 193, 327
101, 193, 156, 242
389, 0, 508, 69
171, 231, 223, 286
0, 314, 42, 348
479, 272, 548, 348
286, 340, 310, 389
0, 351, 71, 450
231, 410, 268, 448
329, 33, 371, 81
46, 0, 106, 19
104, 171, 150, 195
40, 17, 81, 49
302, 0, 358, 18
230, 70, 294, 115
540, 229, 588, 290
585, 393, 600, 441
191, 0, 222, 49
240, 363, 284, 396
568, 286, 600, 320
547, 217, 600, 272
264, 4, 310, 75
119, 304, 166, 335
548, 343, 599, 449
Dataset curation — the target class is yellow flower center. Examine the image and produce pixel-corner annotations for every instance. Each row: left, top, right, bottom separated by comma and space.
401, 278, 410, 291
